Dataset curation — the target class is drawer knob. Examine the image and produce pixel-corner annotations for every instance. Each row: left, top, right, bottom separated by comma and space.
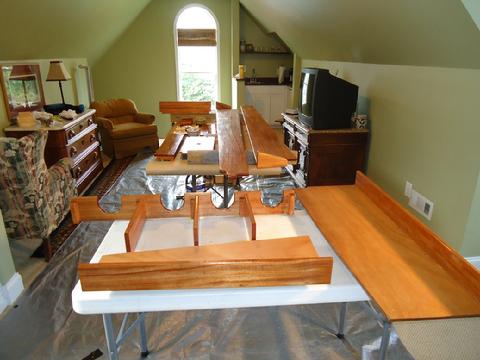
90, 134, 96, 143
68, 130, 76, 139
93, 151, 98, 160
79, 124, 84, 130
87, 118, 93, 126
70, 146, 78, 157
74, 167, 82, 178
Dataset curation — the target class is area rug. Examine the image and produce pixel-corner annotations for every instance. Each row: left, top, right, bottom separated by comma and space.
46, 155, 134, 256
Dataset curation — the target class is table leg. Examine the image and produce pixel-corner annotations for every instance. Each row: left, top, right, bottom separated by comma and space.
336, 302, 347, 339
378, 321, 391, 360
139, 312, 149, 357
103, 314, 119, 360
223, 175, 229, 208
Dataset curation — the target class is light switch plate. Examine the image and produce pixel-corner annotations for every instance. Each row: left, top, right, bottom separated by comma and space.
404, 181, 413, 198
408, 190, 434, 220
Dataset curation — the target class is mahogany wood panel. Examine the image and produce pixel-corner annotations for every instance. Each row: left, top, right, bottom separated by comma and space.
159, 101, 211, 115
192, 196, 199, 246
257, 152, 288, 169
71, 190, 296, 224
79, 257, 332, 291
216, 109, 249, 177
215, 101, 232, 110
296, 178, 480, 321
241, 106, 297, 166
154, 131, 185, 161
101, 236, 318, 263
243, 196, 256, 240
124, 201, 147, 252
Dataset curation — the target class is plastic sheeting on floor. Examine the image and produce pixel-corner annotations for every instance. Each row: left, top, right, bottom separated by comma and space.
0, 153, 414, 359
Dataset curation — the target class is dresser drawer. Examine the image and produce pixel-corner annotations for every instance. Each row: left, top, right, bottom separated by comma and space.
75, 160, 103, 195
72, 146, 101, 180
65, 116, 95, 144
68, 128, 99, 163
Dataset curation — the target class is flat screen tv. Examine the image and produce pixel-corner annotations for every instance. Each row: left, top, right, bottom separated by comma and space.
298, 68, 358, 130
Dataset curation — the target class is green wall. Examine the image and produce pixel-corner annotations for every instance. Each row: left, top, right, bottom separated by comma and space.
239, 6, 293, 78
302, 59, 480, 256
0, 58, 90, 135
462, 173, 480, 255
0, 211, 15, 285
93, 0, 234, 137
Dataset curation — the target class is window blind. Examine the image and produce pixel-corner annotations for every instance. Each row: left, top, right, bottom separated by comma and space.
177, 29, 216, 46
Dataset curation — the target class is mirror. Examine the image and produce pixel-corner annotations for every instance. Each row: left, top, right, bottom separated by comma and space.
0, 63, 45, 121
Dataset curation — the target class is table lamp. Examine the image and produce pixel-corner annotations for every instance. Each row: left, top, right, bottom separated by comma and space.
46, 60, 71, 105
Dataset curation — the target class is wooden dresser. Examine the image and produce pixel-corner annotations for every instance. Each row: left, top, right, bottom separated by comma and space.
5, 109, 103, 194
282, 113, 369, 187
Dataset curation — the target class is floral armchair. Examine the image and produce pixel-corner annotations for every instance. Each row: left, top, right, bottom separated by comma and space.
0, 131, 77, 260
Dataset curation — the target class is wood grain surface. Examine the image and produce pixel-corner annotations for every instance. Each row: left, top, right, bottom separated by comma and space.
154, 131, 185, 161
216, 109, 249, 177
124, 200, 147, 252
159, 101, 211, 115
296, 175, 480, 321
241, 106, 297, 165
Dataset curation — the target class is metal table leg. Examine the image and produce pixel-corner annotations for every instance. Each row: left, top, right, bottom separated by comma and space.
336, 302, 347, 339
223, 175, 229, 208
139, 312, 149, 357
378, 321, 391, 360
103, 314, 119, 360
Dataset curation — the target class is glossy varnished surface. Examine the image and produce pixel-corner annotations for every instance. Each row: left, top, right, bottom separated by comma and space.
296, 174, 480, 321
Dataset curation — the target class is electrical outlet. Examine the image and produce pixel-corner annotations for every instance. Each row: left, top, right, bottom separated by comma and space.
408, 190, 434, 220
404, 181, 413, 198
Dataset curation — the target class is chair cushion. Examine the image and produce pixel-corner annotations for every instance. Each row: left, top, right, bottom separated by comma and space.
91, 99, 138, 118
109, 115, 136, 125
110, 122, 158, 139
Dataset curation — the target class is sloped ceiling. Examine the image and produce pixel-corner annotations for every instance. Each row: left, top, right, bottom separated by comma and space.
0, 0, 151, 64
240, 0, 480, 69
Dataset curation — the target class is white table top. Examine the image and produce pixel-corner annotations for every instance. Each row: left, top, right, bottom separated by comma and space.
72, 210, 369, 315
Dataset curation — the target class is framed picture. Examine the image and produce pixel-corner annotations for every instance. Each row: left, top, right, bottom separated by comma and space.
0, 63, 45, 121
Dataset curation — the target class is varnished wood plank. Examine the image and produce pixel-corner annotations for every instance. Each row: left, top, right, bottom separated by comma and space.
355, 171, 480, 299
124, 201, 146, 252
159, 101, 211, 115
296, 178, 480, 321
216, 110, 249, 177
215, 101, 232, 110
101, 236, 318, 263
71, 190, 296, 223
155, 131, 185, 161
241, 106, 297, 166
257, 152, 288, 169
192, 196, 199, 246
244, 195, 256, 240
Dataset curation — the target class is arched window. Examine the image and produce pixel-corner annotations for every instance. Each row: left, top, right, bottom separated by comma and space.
175, 5, 219, 102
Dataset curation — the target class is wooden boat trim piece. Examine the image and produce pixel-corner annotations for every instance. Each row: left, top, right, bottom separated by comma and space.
154, 130, 185, 161
124, 200, 147, 252
159, 101, 211, 115
296, 173, 480, 321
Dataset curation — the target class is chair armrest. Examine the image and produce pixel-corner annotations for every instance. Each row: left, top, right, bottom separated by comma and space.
135, 113, 155, 125
94, 116, 114, 130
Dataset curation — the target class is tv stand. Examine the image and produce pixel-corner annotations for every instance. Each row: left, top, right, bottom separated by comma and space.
282, 114, 368, 187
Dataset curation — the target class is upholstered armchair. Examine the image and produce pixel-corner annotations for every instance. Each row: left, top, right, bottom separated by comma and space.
0, 131, 77, 260
90, 99, 159, 159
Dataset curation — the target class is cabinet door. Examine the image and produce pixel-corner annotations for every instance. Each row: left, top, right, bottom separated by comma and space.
245, 87, 270, 122
270, 92, 288, 125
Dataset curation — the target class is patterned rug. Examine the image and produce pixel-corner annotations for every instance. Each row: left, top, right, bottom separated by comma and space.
45, 156, 135, 257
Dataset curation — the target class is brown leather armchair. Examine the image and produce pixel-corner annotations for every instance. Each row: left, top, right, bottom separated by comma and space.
90, 99, 159, 159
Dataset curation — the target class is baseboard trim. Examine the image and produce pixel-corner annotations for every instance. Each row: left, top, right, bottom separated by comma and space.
0, 272, 24, 314
466, 256, 480, 270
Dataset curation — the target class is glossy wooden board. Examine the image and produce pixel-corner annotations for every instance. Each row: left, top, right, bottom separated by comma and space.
241, 106, 297, 164
296, 174, 480, 321
159, 101, 211, 115
124, 201, 146, 252
154, 131, 184, 161
216, 109, 249, 177
101, 236, 318, 263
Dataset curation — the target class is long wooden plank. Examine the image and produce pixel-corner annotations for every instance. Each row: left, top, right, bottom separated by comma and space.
191, 196, 199, 246
79, 257, 332, 291
241, 106, 297, 167
216, 109, 249, 177
154, 131, 185, 161
159, 101, 211, 115
296, 178, 480, 321
243, 195, 256, 240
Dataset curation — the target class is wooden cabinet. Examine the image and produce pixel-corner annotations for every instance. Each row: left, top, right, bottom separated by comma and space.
245, 85, 289, 126
282, 114, 368, 187
5, 109, 103, 194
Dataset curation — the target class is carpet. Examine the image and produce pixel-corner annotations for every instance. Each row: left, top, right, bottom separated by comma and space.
46, 156, 134, 257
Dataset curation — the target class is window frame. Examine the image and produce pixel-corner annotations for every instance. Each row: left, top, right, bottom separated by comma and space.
174, 4, 220, 102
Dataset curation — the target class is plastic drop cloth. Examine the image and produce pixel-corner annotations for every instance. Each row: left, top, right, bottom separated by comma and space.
0, 152, 414, 359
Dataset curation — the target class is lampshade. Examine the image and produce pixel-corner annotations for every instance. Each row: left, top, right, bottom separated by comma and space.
9, 65, 35, 80
46, 61, 71, 81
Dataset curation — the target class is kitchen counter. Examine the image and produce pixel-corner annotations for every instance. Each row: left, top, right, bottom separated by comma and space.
237, 77, 292, 87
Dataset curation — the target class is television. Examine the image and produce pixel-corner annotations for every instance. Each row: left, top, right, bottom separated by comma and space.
298, 68, 358, 130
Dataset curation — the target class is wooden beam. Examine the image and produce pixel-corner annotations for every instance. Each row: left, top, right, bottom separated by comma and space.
124, 201, 147, 252
191, 196, 199, 246
154, 131, 185, 161
216, 109, 249, 177
241, 105, 297, 167
159, 101, 211, 115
